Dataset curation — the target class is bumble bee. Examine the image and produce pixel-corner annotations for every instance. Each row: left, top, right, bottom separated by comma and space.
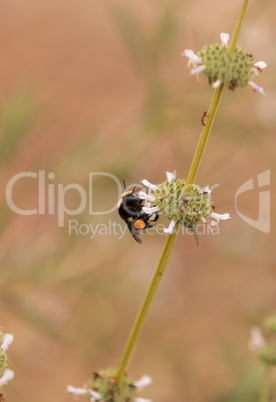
118, 183, 158, 244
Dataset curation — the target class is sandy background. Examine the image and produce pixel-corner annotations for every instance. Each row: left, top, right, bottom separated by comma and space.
0, 0, 275, 401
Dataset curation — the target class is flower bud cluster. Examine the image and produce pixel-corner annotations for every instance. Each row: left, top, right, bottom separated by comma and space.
67, 367, 152, 402
0, 328, 14, 395
87, 368, 137, 401
198, 42, 254, 89
183, 32, 266, 94
140, 172, 230, 243
264, 315, 276, 336
154, 179, 212, 227
249, 314, 276, 367
259, 344, 276, 366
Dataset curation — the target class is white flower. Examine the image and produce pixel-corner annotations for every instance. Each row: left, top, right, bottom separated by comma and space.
248, 327, 266, 351
182, 49, 206, 79
138, 191, 156, 202
67, 385, 87, 396
1, 333, 14, 352
212, 79, 222, 89
254, 61, 267, 70
248, 81, 266, 95
138, 191, 156, 209
181, 49, 202, 67
201, 216, 207, 224
134, 375, 153, 388
88, 389, 101, 401
141, 172, 176, 192
140, 180, 159, 209
164, 220, 176, 234
220, 32, 230, 45
134, 374, 152, 402
253, 61, 267, 75
190, 64, 206, 78
166, 171, 176, 183
210, 212, 231, 226
140, 178, 158, 210
140, 179, 158, 191
67, 385, 102, 402
0, 369, 14, 387
202, 186, 211, 195
142, 206, 160, 214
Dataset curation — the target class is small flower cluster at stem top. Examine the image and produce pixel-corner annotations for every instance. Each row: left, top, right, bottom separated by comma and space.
182, 32, 267, 94
67, 368, 152, 402
249, 314, 276, 366
139, 171, 230, 243
0, 330, 14, 393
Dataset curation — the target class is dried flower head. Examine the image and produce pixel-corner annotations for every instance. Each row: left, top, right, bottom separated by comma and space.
182, 32, 266, 94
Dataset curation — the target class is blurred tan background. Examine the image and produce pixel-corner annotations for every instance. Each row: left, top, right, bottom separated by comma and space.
0, 0, 275, 401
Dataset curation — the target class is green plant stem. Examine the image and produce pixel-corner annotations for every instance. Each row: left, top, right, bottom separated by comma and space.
229, 0, 249, 54
115, 232, 177, 384
186, 0, 249, 189
259, 367, 270, 402
115, 0, 250, 384
185, 85, 224, 189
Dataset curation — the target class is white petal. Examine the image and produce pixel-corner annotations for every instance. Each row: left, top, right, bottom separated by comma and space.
135, 399, 153, 402
254, 61, 267, 69
144, 200, 151, 208
149, 213, 157, 221
165, 171, 176, 183
248, 81, 266, 95
190, 64, 206, 78
248, 327, 266, 351
220, 32, 230, 45
212, 79, 222, 89
138, 191, 156, 202
0, 369, 14, 387
134, 375, 153, 388
141, 179, 158, 191
163, 220, 176, 234
202, 186, 211, 195
181, 49, 202, 67
1, 333, 14, 351
142, 206, 160, 214
253, 61, 267, 76
88, 389, 101, 400
67, 385, 87, 396
210, 212, 231, 224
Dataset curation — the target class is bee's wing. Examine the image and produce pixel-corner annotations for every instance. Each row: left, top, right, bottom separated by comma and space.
127, 221, 142, 244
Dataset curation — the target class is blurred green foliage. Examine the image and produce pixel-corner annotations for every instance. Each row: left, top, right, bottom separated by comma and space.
0, 89, 36, 164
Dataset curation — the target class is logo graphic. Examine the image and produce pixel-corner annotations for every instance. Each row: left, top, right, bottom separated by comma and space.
5, 171, 123, 227
5, 169, 271, 235
235, 170, 270, 233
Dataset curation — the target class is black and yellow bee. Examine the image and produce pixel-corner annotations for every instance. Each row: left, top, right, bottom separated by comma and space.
118, 183, 158, 244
